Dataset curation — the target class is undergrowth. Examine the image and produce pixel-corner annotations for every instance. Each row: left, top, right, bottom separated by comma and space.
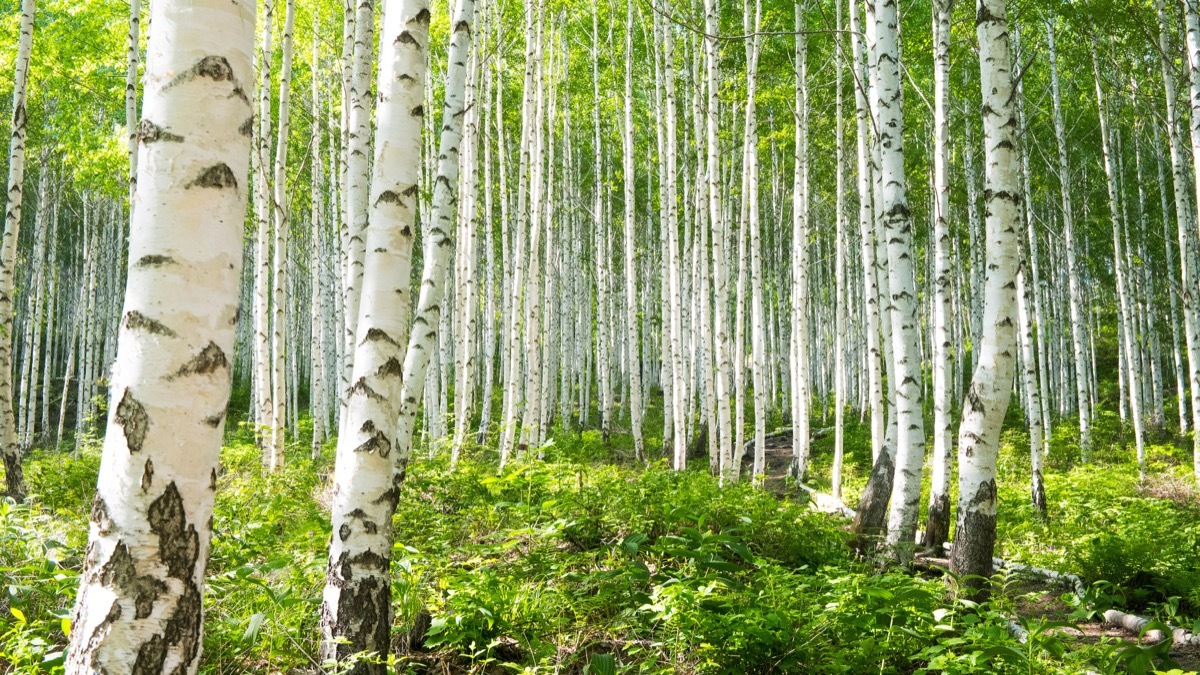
1, 416, 1197, 674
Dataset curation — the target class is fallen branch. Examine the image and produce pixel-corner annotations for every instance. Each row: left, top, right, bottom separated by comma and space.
1102, 609, 1200, 646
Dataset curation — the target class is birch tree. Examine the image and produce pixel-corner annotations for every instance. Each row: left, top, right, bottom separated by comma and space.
66, 1, 254, 669
1, 0, 37, 501
951, 0, 1020, 594
876, 0, 928, 562
924, 0, 954, 552
270, 0, 296, 470
320, 0, 427, 666
1047, 19, 1092, 462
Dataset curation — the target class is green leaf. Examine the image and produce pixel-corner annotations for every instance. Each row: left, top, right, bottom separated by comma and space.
241, 612, 266, 643
10, 607, 26, 623
589, 653, 617, 675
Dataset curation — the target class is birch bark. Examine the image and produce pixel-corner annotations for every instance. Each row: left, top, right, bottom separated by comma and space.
66, 2, 253, 669
1047, 19, 1092, 462
269, 0, 296, 470
0, 0, 36, 500
951, 0, 1021, 594
320, 0, 428, 666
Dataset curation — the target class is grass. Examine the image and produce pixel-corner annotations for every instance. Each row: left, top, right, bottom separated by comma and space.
1, 396, 1198, 674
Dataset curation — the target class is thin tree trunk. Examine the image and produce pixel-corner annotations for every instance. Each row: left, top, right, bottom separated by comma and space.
320, 0, 428, 668
270, 0, 296, 470
0, 0, 36, 500
1047, 19, 1092, 462
622, 0, 645, 464
924, 0, 954, 553
951, 0, 1020, 596
877, 0, 928, 562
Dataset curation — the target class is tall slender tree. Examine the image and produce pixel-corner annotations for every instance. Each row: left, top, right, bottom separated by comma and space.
951, 0, 1021, 595
0, 0, 37, 500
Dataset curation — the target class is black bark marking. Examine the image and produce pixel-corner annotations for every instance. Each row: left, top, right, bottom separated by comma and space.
210, 468, 218, 491
239, 116, 255, 137
950, 481, 998, 600
1032, 469, 1047, 516
324, 551, 392, 671
415, 7, 431, 23
99, 542, 166, 621
851, 449, 895, 554
79, 600, 121, 670
148, 482, 200, 580
164, 55, 249, 105
372, 486, 400, 509
402, 184, 419, 197
132, 633, 167, 674
339, 523, 352, 541
375, 190, 402, 206
91, 493, 113, 535
186, 164, 238, 190
170, 342, 230, 379
922, 492, 951, 555
350, 378, 384, 401
397, 30, 417, 45
141, 458, 155, 491
363, 328, 400, 348
137, 119, 184, 144
375, 357, 403, 378
203, 411, 226, 428
136, 254, 176, 268
411, 105, 424, 118
125, 310, 178, 337
115, 391, 150, 454
352, 431, 391, 458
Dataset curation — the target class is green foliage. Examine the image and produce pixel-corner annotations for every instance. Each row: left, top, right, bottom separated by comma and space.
4, 412, 1200, 673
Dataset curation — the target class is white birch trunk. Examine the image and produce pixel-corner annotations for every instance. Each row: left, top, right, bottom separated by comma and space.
319, 0, 427, 666
1092, 45, 1146, 479
1184, 0, 1200, 483
951, 0, 1020, 592
310, 30, 326, 460
622, 0, 645, 464
66, 2, 253, 669
704, 0, 734, 481
878, 0, 928, 561
1047, 19, 1092, 462
269, 0, 295, 470
1, 0, 36, 499
127, 0, 142, 202
252, 0, 275, 453
924, 0, 954, 553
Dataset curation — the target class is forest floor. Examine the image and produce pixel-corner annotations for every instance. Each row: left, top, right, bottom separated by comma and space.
2, 405, 1200, 674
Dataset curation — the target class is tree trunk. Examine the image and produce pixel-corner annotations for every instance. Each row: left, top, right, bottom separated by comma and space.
876, 0, 927, 562
951, 0, 1020, 597
319, 0, 427, 667
1183, 0, 1200, 483
623, 0, 645, 464
924, 0, 954, 553
0, 0, 36, 500
1046, 19, 1092, 462
252, 0, 275, 454
66, 1, 253, 669
270, 0, 296, 470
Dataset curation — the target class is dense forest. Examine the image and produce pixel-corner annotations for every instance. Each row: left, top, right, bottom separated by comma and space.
2, 0, 1200, 672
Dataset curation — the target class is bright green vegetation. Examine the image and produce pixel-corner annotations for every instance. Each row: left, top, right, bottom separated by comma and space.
3, 411, 1199, 674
